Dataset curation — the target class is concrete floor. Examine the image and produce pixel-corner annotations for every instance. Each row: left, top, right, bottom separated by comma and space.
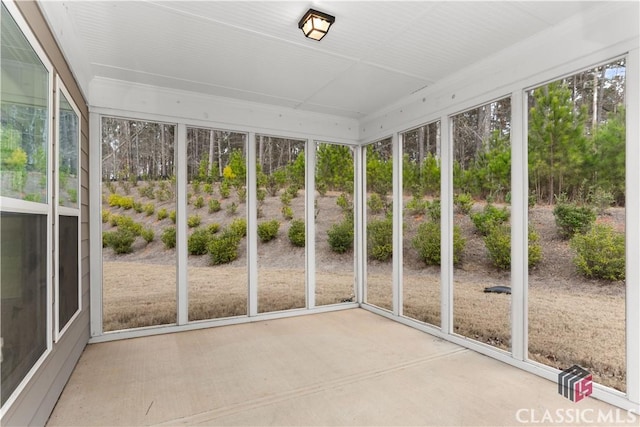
47, 309, 622, 426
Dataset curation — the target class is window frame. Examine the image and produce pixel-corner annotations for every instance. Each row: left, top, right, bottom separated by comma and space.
54, 77, 82, 341
0, 0, 54, 415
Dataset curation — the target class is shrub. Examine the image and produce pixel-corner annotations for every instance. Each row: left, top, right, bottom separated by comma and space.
470, 204, 509, 235
426, 199, 441, 222
281, 205, 294, 220
187, 214, 201, 228
571, 224, 625, 281
188, 228, 211, 255
413, 222, 465, 266
588, 187, 615, 215
192, 180, 201, 194
336, 193, 352, 214
107, 193, 135, 210
109, 214, 120, 227
483, 225, 542, 270
257, 219, 280, 242
237, 186, 247, 203
280, 192, 292, 206
257, 188, 267, 202
133, 201, 143, 213
405, 196, 427, 215
288, 219, 305, 247
157, 208, 168, 221
115, 215, 142, 236
102, 231, 114, 248
553, 202, 596, 238
161, 227, 176, 249
207, 223, 220, 234
203, 183, 213, 195
367, 193, 385, 214
138, 184, 155, 199
367, 218, 392, 261
327, 219, 354, 253
102, 209, 111, 223
229, 218, 247, 238
219, 180, 231, 198
143, 203, 155, 216
105, 229, 136, 254
227, 202, 238, 215
286, 184, 300, 198
454, 193, 473, 214
193, 196, 205, 209
208, 199, 221, 213
170, 210, 177, 224
208, 230, 240, 265
141, 228, 155, 243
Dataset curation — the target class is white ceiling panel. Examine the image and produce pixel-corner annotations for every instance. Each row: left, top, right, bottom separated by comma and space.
39, 1, 607, 119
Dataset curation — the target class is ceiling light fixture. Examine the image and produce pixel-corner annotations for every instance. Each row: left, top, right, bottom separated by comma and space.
298, 8, 335, 41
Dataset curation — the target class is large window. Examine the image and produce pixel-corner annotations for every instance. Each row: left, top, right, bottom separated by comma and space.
186, 127, 247, 321
402, 122, 441, 327
256, 135, 306, 313
452, 98, 512, 352
56, 86, 81, 336
364, 138, 393, 311
0, 2, 51, 407
527, 60, 626, 391
101, 117, 176, 331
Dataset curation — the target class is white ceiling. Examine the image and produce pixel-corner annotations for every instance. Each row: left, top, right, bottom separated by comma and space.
40, 1, 603, 119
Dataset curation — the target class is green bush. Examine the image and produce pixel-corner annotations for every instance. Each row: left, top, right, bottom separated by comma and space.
138, 184, 155, 199
367, 218, 392, 261
102, 209, 111, 223
208, 199, 221, 213
219, 180, 231, 198
105, 229, 136, 254
280, 191, 292, 206
571, 224, 625, 281
203, 183, 213, 195
170, 210, 177, 224
405, 196, 427, 215
286, 184, 300, 198
367, 193, 385, 214
102, 231, 113, 248
281, 205, 294, 220
187, 214, 201, 228
208, 230, 240, 265
413, 222, 465, 266
193, 196, 205, 209
188, 228, 211, 255
115, 215, 142, 236
483, 225, 542, 270
470, 204, 509, 235
143, 203, 155, 216
257, 219, 280, 242
133, 202, 143, 213
327, 219, 353, 253
227, 202, 238, 215
257, 188, 267, 202
237, 186, 247, 203
229, 218, 247, 238
192, 180, 201, 194
426, 199, 441, 222
157, 208, 168, 221
207, 223, 220, 234
288, 219, 305, 247
107, 194, 135, 210
336, 193, 352, 214
141, 228, 155, 243
454, 193, 474, 214
553, 202, 596, 238
109, 214, 120, 227
161, 227, 176, 249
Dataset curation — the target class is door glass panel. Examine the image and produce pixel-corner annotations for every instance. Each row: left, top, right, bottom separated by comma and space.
58, 215, 79, 330
402, 122, 441, 326
452, 98, 512, 351
527, 59, 626, 391
58, 92, 79, 209
101, 117, 176, 331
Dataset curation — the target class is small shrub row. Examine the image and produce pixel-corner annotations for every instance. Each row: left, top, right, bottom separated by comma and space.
470, 204, 509, 235
553, 202, 596, 239
412, 221, 465, 265
107, 193, 135, 210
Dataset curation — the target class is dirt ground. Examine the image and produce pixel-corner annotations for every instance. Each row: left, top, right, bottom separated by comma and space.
102, 182, 626, 392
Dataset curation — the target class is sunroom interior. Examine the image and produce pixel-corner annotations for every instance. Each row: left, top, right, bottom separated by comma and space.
1, 0, 639, 425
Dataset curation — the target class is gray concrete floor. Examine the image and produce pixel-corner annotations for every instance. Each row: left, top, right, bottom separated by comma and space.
47, 309, 621, 426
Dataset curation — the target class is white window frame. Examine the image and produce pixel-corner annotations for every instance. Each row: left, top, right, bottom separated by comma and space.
0, 0, 54, 416
54, 77, 82, 341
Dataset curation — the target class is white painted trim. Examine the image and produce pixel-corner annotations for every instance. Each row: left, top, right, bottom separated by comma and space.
247, 132, 258, 317
440, 114, 453, 334
510, 90, 526, 361
54, 77, 83, 342
354, 146, 364, 304
626, 48, 640, 406
89, 112, 103, 337
176, 123, 188, 325
392, 132, 402, 316
305, 139, 316, 309
91, 303, 359, 343
359, 146, 368, 304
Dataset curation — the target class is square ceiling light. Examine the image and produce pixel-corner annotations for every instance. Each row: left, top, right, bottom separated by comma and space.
298, 8, 335, 41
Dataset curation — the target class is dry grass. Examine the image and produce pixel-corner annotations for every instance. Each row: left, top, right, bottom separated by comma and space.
104, 261, 625, 391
